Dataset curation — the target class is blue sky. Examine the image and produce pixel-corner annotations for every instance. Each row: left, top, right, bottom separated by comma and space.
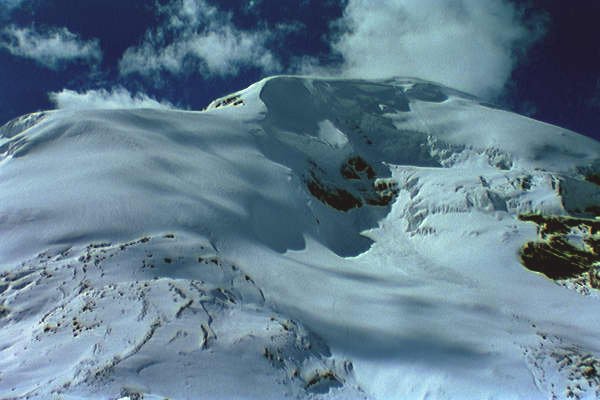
0, 0, 599, 141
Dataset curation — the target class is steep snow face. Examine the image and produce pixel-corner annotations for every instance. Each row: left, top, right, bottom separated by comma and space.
1, 76, 600, 400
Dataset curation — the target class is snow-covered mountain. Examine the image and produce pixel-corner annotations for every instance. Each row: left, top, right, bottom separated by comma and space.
1, 76, 599, 400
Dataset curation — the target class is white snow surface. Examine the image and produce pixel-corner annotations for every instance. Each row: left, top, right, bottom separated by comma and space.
1, 76, 600, 400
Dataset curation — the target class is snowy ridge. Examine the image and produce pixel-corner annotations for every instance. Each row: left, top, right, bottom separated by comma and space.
1, 76, 599, 399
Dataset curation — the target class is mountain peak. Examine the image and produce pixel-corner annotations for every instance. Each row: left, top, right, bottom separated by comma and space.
1, 75, 599, 399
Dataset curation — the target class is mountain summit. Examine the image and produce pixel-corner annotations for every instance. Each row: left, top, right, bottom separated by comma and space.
1, 76, 599, 399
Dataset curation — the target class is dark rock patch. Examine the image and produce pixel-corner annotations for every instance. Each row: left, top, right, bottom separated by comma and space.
341, 156, 376, 180
520, 214, 600, 237
208, 94, 244, 109
519, 214, 600, 290
305, 370, 344, 394
307, 174, 362, 212
586, 173, 600, 186
306, 156, 398, 212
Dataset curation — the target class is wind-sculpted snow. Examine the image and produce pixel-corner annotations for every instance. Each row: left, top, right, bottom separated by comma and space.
0, 112, 49, 162
0, 111, 47, 140
526, 333, 600, 399
0, 233, 363, 399
1, 76, 600, 399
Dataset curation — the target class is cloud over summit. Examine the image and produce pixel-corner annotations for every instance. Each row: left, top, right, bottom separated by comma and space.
325, 0, 545, 98
115, 0, 543, 99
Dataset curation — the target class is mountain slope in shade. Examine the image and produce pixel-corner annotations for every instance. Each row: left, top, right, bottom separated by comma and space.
1, 76, 599, 400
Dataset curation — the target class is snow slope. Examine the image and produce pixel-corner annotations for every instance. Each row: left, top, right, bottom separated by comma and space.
1, 76, 599, 399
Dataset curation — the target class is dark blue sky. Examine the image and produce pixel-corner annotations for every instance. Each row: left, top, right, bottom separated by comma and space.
507, 0, 600, 140
0, 0, 598, 141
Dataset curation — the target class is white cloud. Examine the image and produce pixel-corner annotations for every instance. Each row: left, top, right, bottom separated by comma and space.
0, 25, 102, 70
49, 88, 174, 110
316, 0, 545, 98
119, 0, 279, 78
1, 0, 25, 11
0, 0, 27, 15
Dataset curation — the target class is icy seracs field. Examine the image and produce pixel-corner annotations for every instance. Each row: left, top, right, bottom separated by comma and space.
0, 76, 599, 400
